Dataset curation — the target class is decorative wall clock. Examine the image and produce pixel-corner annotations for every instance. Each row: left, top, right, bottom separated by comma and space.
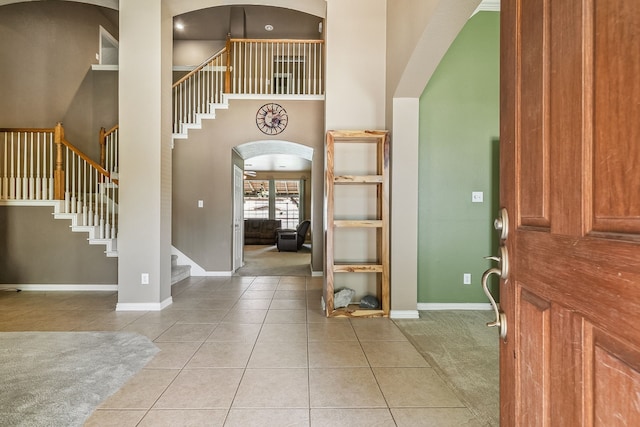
256, 103, 288, 135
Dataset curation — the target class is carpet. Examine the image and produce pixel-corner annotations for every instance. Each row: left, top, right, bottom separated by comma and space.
0, 332, 159, 427
235, 244, 311, 276
394, 311, 499, 426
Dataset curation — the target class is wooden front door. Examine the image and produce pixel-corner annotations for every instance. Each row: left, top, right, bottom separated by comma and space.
499, 0, 640, 424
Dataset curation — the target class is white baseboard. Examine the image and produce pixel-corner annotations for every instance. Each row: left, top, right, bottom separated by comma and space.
0, 284, 117, 291
390, 310, 420, 319
171, 246, 234, 276
417, 303, 493, 311
116, 296, 173, 311
311, 270, 323, 277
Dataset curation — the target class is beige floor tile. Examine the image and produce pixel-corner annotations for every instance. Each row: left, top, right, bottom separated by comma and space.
248, 282, 279, 291
241, 290, 276, 300
225, 408, 310, 427
310, 408, 396, 427
207, 322, 262, 342
233, 368, 309, 408
99, 369, 179, 409
120, 323, 172, 341
154, 323, 216, 342
373, 367, 463, 408
309, 368, 386, 408
391, 407, 484, 426
247, 341, 308, 368
277, 282, 306, 290
153, 368, 244, 409
257, 323, 307, 342
175, 309, 228, 324
270, 299, 307, 310
307, 322, 357, 342
350, 318, 408, 341
264, 309, 306, 323
306, 309, 341, 323
232, 299, 272, 310
138, 409, 227, 426
171, 297, 232, 310
361, 341, 430, 367
131, 310, 185, 325
186, 341, 253, 368
84, 409, 147, 426
274, 290, 307, 300
145, 342, 201, 369
222, 308, 268, 324
279, 276, 307, 285
211, 290, 247, 300
307, 341, 369, 368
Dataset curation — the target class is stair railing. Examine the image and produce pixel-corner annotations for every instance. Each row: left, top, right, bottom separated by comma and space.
172, 36, 324, 134
0, 123, 118, 240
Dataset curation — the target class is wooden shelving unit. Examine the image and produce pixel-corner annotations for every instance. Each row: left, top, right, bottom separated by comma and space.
324, 130, 389, 317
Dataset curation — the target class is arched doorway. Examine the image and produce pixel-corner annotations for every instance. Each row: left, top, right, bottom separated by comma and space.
233, 140, 313, 276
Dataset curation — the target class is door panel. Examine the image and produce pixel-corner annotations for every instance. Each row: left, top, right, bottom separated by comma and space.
500, 0, 640, 424
519, 0, 550, 227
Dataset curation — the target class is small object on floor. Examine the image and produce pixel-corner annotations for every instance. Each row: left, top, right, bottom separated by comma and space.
359, 294, 380, 309
334, 288, 355, 309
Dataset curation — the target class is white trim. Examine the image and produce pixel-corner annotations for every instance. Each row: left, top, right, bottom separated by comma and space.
390, 310, 420, 319
0, 200, 60, 207
311, 270, 323, 277
417, 303, 493, 311
116, 297, 173, 312
223, 93, 324, 102
473, 0, 500, 16
0, 284, 117, 291
91, 64, 118, 71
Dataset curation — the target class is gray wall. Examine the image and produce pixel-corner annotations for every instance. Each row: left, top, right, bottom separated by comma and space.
0, 206, 118, 284
172, 98, 324, 272
0, 1, 118, 160
0, 2, 119, 285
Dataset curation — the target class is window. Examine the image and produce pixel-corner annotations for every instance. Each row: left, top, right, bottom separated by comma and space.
244, 179, 302, 228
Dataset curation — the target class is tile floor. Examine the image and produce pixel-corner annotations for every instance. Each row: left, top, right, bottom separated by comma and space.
0, 276, 487, 426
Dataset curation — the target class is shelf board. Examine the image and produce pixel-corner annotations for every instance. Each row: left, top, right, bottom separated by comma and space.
329, 305, 386, 318
334, 175, 383, 184
333, 220, 382, 228
333, 263, 383, 273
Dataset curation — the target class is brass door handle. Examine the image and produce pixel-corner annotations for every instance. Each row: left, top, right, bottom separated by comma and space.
482, 267, 507, 340
484, 246, 509, 279
494, 207, 509, 240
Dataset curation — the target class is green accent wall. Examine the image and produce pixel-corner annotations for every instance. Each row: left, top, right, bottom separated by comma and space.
418, 12, 500, 303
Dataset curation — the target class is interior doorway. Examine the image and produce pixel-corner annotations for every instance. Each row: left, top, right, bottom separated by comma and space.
232, 141, 314, 276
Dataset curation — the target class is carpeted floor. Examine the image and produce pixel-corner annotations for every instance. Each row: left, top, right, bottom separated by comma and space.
394, 310, 499, 426
235, 244, 312, 276
0, 332, 159, 427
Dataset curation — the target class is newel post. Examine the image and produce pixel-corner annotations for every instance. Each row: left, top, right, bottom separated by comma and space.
53, 122, 64, 200
225, 33, 231, 93
99, 127, 106, 169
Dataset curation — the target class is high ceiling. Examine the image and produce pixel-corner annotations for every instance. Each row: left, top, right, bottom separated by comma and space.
173, 5, 323, 41
174, 6, 322, 173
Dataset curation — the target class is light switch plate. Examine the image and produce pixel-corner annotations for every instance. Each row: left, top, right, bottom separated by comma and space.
472, 192, 483, 203
198, 200, 204, 208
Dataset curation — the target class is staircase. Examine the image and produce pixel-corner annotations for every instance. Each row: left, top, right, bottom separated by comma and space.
0, 37, 325, 285
172, 37, 324, 141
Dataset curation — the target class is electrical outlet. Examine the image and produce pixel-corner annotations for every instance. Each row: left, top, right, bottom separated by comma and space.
141, 273, 149, 285
463, 273, 472, 285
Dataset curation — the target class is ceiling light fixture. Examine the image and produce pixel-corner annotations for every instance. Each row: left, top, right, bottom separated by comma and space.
265, 24, 274, 31
175, 22, 184, 30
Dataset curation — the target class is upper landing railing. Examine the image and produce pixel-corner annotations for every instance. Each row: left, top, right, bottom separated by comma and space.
173, 37, 324, 134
